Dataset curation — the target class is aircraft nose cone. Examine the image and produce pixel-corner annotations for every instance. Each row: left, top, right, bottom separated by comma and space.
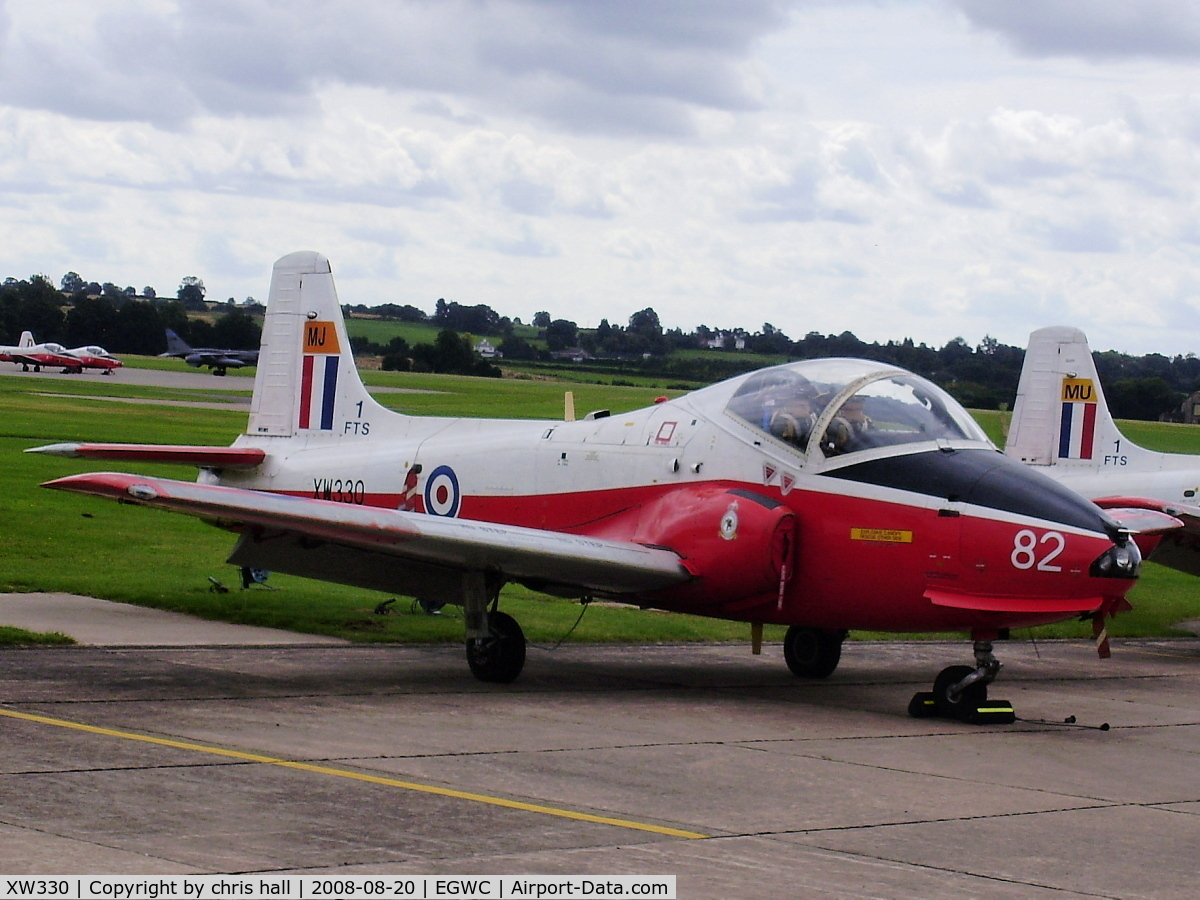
961, 453, 1116, 536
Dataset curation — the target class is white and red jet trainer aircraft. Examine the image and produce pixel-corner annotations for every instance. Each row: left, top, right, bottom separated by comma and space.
2, 332, 122, 373
1006, 325, 1200, 576
1, 331, 70, 371
62, 344, 123, 374
29, 253, 1177, 723
12, 339, 79, 372
0, 331, 35, 362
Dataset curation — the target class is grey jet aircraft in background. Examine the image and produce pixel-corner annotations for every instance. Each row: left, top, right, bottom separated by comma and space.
161, 328, 259, 376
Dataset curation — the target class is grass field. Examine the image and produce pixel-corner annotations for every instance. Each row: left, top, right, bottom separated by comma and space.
343, 316, 543, 349
2, 365, 1199, 648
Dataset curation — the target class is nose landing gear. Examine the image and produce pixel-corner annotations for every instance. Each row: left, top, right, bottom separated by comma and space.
909, 639, 1016, 725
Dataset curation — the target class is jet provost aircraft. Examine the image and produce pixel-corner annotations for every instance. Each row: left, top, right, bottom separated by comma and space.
0, 331, 35, 363
1006, 325, 1200, 578
2, 332, 122, 373
9, 337, 82, 373
62, 344, 123, 374
29, 253, 1174, 724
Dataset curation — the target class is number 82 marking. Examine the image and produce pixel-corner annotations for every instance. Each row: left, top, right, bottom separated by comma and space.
1011, 529, 1065, 571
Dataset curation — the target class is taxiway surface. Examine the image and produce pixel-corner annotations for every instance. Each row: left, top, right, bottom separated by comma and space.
2, 633, 1198, 899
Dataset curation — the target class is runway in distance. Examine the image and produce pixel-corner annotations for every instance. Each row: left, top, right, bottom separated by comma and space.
1006, 325, 1200, 577
27, 252, 1183, 724
162, 328, 259, 375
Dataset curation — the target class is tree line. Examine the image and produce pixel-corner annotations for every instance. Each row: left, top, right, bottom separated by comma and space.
349, 297, 1200, 419
0, 273, 260, 355
5, 272, 1199, 419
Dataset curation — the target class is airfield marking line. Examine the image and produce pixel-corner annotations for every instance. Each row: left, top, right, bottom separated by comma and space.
0, 707, 706, 840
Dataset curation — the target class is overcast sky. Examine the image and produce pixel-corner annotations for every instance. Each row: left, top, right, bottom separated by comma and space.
3, 0, 1200, 356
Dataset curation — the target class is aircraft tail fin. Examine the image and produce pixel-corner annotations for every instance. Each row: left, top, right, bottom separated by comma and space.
1006, 326, 1151, 468
246, 251, 386, 438
164, 329, 192, 354
18, 331, 34, 348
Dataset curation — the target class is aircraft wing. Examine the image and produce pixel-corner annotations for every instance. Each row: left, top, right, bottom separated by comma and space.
1095, 497, 1200, 577
42, 472, 692, 598
14, 353, 74, 367
27, 443, 266, 468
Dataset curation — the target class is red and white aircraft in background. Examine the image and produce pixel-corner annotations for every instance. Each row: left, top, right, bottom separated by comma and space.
61, 344, 123, 374
9, 337, 79, 372
28, 253, 1183, 723
0, 331, 36, 364
1, 331, 121, 373
1006, 325, 1200, 575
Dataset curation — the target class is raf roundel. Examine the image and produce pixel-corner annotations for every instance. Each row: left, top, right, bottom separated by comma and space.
423, 465, 461, 517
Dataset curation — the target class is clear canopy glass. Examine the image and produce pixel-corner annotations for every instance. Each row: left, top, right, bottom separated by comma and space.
724, 358, 989, 458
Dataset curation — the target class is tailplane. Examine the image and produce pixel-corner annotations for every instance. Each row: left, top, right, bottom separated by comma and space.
1006, 326, 1155, 470
19, 331, 34, 348
247, 251, 388, 439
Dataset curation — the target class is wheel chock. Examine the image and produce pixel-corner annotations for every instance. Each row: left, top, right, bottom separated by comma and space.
967, 700, 1016, 725
908, 691, 937, 718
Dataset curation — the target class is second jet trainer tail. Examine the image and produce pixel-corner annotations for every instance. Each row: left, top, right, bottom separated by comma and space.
1006, 326, 1200, 496
1005, 325, 1159, 471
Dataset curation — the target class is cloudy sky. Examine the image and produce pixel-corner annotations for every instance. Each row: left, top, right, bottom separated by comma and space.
3, 1, 1200, 356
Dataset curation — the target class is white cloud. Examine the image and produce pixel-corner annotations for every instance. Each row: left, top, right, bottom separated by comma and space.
954, 1, 1200, 61
3, 0, 1200, 356
0, 0, 790, 134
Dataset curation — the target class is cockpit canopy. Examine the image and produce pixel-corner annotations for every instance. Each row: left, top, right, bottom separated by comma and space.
724, 358, 990, 460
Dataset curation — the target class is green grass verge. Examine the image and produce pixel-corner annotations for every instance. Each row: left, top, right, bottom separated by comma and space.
0, 625, 75, 646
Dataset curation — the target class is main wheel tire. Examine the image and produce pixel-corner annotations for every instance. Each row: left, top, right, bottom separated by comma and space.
466, 610, 526, 683
932, 664, 987, 720
783, 626, 843, 678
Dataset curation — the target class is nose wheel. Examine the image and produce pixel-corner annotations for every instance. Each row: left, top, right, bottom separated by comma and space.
909, 640, 1016, 724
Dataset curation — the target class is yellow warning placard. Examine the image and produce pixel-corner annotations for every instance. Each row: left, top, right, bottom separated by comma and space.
303, 321, 341, 354
850, 527, 913, 544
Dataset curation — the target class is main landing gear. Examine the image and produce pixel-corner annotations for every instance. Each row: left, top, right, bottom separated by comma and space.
909, 639, 1016, 725
461, 572, 527, 684
783, 626, 846, 678
466, 609, 526, 683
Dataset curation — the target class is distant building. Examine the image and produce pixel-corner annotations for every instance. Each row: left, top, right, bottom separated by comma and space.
550, 347, 589, 362
474, 338, 502, 359
704, 330, 746, 351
